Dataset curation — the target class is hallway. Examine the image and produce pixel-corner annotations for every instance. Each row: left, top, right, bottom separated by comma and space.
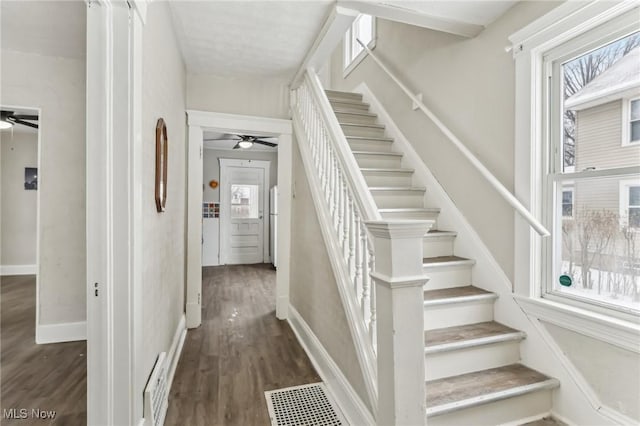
0, 275, 87, 425
166, 264, 320, 425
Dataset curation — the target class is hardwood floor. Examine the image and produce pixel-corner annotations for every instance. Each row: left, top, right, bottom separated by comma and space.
0, 275, 86, 425
166, 264, 320, 426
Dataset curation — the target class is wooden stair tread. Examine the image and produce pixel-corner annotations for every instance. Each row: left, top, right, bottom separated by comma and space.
379, 207, 439, 212
352, 151, 403, 156
332, 109, 376, 117
424, 285, 492, 302
325, 89, 362, 99
339, 122, 385, 128
369, 186, 426, 191
423, 255, 471, 264
424, 321, 523, 349
520, 417, 568, 426
346, 135, 393, 142
426, 364, 558, 415
360, 167, 413, 173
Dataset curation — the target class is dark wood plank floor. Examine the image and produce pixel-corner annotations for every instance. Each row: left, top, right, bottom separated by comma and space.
1, 275, 86, 425
166, 264, 320, 426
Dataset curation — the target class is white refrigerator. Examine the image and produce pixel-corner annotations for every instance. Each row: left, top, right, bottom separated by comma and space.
270, 186, 278, 268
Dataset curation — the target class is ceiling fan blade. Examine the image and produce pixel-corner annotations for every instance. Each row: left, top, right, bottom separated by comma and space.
232, 143, 241, 150
12, 114, 38, 121
254, 139, 278, 147
11, 118, 39, 129
203, 138, 243, 142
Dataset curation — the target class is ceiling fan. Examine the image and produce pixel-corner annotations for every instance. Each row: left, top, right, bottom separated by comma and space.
0, 110, 39, 130
204, 134, 277, 149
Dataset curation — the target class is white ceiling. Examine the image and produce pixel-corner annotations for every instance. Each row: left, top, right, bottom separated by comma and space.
169, 1, 332, 78
0, 1, 86, 59
380, 1, 517, 26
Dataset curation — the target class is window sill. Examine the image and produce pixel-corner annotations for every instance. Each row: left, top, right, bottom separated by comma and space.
513, 294, 640, 353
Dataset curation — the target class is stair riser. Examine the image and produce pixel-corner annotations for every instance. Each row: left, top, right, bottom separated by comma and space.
341, 124, 386, 138
424, 300, 495, 330
329, 101, 370, 112
381, 210, 439, 223
347, 139, 395, 152
354, 154, 403, 169
362, 172, 413, 186
425, 341, 522, 381
423, 265, 472, 289
427, 389, 553, 426
326, 92, 363, 102
336, 112, 378, 125
423, 237, 455, 258
372, 192, 424, 209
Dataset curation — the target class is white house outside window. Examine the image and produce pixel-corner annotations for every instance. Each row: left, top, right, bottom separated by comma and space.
343, 14, 375, 76
630, 98, 640, 144
627, 185, 640, 228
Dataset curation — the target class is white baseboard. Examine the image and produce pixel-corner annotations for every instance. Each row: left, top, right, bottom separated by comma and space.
36, 321, 86, 344
287, 305, 376, 426
1, 264, 37, 276
167, 314, 187, 390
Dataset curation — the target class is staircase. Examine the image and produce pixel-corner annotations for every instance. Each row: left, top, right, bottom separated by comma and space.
325, 89, 560, 425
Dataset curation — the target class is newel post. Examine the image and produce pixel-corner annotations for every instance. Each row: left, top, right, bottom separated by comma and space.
365, 220, 433, 426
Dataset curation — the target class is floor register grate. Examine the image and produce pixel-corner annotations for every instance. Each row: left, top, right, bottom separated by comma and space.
264, 383, 348, 426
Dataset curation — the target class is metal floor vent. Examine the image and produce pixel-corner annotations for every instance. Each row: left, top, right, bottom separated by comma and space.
265, 383, 348, 426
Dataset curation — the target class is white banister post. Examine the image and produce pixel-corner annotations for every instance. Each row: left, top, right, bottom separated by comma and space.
366, 220, 434, 426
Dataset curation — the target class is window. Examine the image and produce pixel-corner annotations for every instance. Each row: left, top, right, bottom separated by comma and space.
630, 99, 640, 144
543, 20, 640, 316
343, 14, 375, 76
230, 184, 259, 219
561, 187, 574, 217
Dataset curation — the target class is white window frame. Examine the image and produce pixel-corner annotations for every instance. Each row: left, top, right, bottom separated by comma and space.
343, 14, 376, 77
620, 179, 640, 229
622, 97, 640, 146
511, 1, 640, 351
561, 186, 574, 218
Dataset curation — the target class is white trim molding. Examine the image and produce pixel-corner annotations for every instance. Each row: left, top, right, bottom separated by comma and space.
36, 321, 86, 344
166, 314, 187, 391
0, 265, 37, 276
287, 306, 375, 426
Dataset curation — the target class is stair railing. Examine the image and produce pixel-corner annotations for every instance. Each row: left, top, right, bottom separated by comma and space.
292, 67, 382, 408
356, 38, 550, 237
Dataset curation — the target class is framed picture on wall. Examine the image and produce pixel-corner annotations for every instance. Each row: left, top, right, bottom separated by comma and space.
24, 167, 37, 190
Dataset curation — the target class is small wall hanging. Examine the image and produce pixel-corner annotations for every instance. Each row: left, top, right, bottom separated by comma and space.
24, 167, 37, 190
155, 118, 168, 212
209, 180, 218, 189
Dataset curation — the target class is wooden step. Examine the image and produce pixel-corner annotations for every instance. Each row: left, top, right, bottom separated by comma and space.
361, 168, 413, 186
424, 286, 497, 330
423, 230, 457, 258
346, 136, 395, 152
426, 364, 559, 425
334, 110, 379, 125
379, 207, 440, 221
520, 416, 568, 426
352, 151, 403, 169
424, 322, 525, 381
340, 122, 386, 138
423, 256, 475, 289
370, 186, 426, 209
329, 99, 370, 112
325, 89, 362, 102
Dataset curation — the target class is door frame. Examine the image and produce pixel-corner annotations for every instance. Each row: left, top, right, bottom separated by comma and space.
219, 158, 271, 265
186, 110, 293, 328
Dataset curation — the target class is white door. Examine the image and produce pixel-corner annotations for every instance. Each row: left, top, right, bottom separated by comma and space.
220, 159, 270, 264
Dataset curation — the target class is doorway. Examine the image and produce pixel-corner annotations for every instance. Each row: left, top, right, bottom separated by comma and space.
220, 159, 271, 265
186, 110, 293, 329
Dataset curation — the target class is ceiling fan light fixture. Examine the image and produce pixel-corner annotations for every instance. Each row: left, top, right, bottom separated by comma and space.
238, 141, 253, 149
0, 119, 13, 130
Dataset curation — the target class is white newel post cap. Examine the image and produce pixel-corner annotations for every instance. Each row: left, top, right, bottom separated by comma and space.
365, 220, 434, 285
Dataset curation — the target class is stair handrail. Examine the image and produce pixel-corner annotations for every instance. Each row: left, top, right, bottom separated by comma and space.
356, 39, 550, 237
304, 69, 382, 222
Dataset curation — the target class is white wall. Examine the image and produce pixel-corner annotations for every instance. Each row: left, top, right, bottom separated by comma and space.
1, 131, 38, 267
290, 139, 371, 411
137, 0, 187, 417
1, 48, 86, 324
203, 148, 278, 202
187, 74, 290, 119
